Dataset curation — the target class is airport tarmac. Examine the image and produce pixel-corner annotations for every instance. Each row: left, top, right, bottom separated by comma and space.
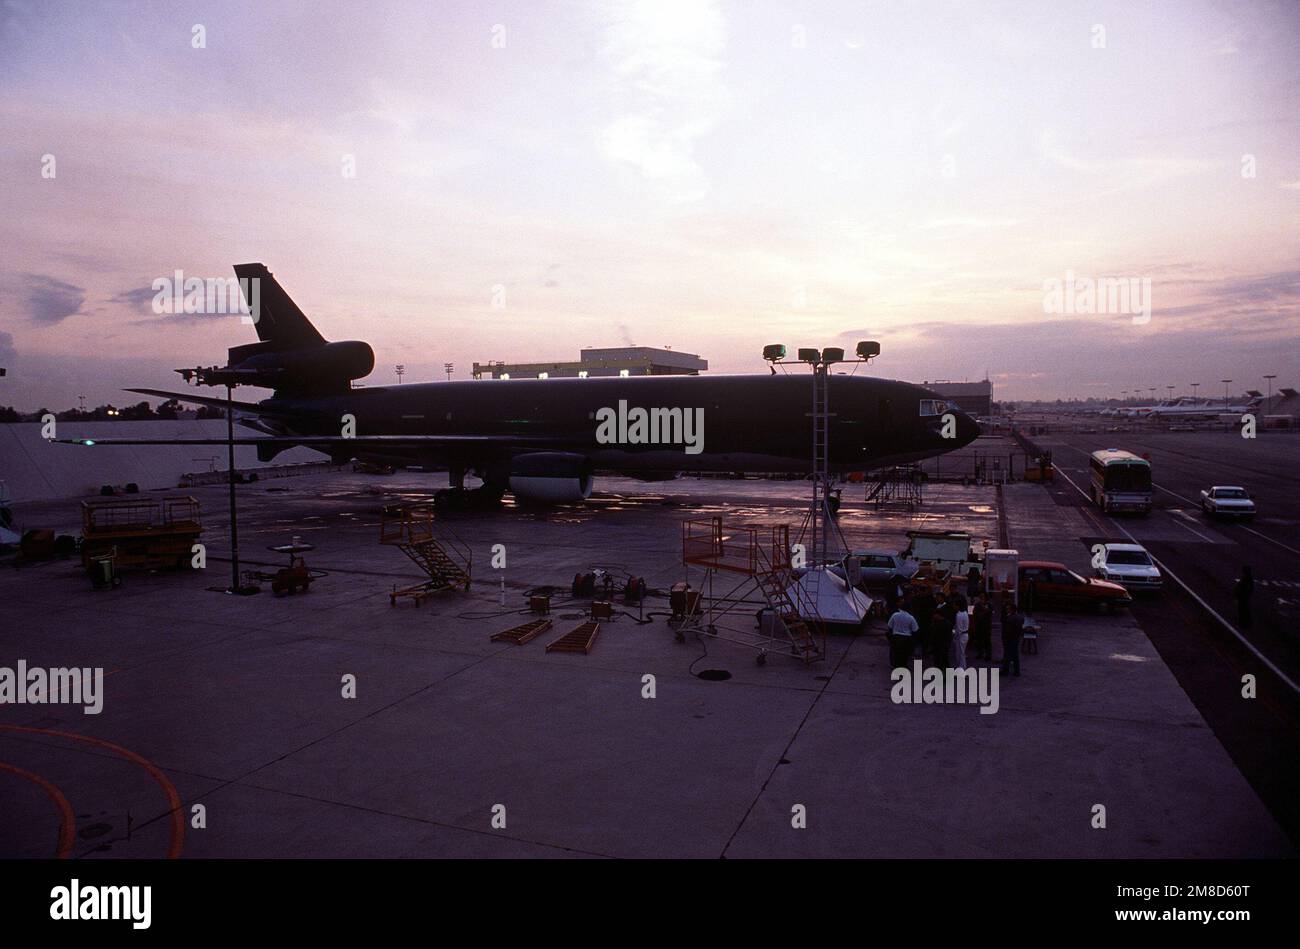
1035, 426, 1300, 847
1, 467, 1295, 858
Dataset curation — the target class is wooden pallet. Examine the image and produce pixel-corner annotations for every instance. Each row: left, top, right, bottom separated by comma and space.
490, 618, 553, 645
545, 621, 601, 654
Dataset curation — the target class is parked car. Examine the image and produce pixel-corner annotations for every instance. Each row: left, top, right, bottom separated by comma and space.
1018, 560, 1132, 612
845, 549, 919, 587
1094, 543, 1162, 591
1200, 486, 1256, 519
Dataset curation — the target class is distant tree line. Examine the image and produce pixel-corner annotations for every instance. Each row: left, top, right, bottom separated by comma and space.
0, 400, 225, 422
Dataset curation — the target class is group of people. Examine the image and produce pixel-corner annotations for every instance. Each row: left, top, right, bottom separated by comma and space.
885, 577, 1025, 677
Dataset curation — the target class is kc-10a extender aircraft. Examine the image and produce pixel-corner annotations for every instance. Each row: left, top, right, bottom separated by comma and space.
59, 263, 980, 505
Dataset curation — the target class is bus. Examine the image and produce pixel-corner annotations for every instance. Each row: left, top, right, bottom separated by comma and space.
1089, 449, 1152, 514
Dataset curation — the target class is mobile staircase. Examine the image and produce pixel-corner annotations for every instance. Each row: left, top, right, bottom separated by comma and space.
380, 505, 472, 606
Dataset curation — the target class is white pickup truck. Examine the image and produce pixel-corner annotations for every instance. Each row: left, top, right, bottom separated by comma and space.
1200, 486, 1256, 519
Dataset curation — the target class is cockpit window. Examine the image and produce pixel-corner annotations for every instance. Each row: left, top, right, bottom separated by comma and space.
919, 399, 947, 416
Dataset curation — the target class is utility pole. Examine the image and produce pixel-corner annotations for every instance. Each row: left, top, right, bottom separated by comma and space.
1264, 374, 1277, 409
1222, 379, 1232, 401
444, 362, 454, 381
226, 384, 240, 594
395, 364, 405, 384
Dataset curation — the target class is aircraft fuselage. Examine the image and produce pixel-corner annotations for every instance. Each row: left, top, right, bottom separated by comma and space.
259, 372, 979, 477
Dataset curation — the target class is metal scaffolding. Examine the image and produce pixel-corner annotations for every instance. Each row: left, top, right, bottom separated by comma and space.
865, 464, 924, 511
679, 518, 825, 664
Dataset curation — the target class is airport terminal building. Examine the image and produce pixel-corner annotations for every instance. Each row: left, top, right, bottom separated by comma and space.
473, 347, 708, 380
925, 380, 994, 416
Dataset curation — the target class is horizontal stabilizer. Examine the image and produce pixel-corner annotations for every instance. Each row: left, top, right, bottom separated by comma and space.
124, 388, 303, 417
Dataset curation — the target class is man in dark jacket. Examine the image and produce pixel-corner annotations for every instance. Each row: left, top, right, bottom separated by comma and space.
1000, 602, 1025, 677
911, 588, 935, 660
928, 596, 954, 670
971, 594, 993, 660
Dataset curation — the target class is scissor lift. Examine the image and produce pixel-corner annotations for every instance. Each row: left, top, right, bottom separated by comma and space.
80, 496, 203, 571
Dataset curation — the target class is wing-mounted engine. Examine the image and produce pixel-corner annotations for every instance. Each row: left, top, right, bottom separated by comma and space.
506, 452, 594, 503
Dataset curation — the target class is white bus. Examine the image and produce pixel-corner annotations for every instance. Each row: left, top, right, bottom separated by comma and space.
1088, 449, 1152, 515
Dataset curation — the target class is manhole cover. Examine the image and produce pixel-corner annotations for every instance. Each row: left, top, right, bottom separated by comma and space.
697, 669, 732, 681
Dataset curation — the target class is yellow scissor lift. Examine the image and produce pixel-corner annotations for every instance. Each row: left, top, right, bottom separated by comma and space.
80, 496, 203, 571
380, 505, 472, 606
679, 516, 825, 665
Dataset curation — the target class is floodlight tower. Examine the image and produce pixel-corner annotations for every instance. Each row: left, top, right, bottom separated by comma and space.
176, 363, 253, 594
763, 340, 880, 568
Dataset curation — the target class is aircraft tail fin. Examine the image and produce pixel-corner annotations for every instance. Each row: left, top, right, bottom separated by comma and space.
233, 263, 326, 349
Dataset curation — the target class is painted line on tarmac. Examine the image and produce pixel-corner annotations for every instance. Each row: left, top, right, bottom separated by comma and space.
1052, 463, 1300, 696
0, 725, 186, 858
1168, 509, 1219, 543
1152, 483, 1300, 557
0, 762, 75, 858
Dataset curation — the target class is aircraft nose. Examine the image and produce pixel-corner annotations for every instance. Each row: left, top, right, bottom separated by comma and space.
957, 410, 981, 446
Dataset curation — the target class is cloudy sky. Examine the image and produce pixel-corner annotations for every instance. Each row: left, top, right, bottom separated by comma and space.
1, 0, 1298, 409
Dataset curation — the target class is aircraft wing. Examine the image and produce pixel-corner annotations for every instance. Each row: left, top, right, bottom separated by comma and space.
53, 434, 568, 448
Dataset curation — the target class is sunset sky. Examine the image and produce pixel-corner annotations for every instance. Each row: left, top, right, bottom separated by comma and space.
1, 0, 1298, 409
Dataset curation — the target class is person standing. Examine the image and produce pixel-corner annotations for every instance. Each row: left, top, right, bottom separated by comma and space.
911, 588, 935, 660
885, 575, 903, 616
952, 594, 970, 670
1235, 566, 1254, 628
966, 566, 981, 603
972, 594, 993, 661
886, 601, 919, 671
1023, 576, 1038, 617
1000, 601, 1025, 677
929, 600, 954, 670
